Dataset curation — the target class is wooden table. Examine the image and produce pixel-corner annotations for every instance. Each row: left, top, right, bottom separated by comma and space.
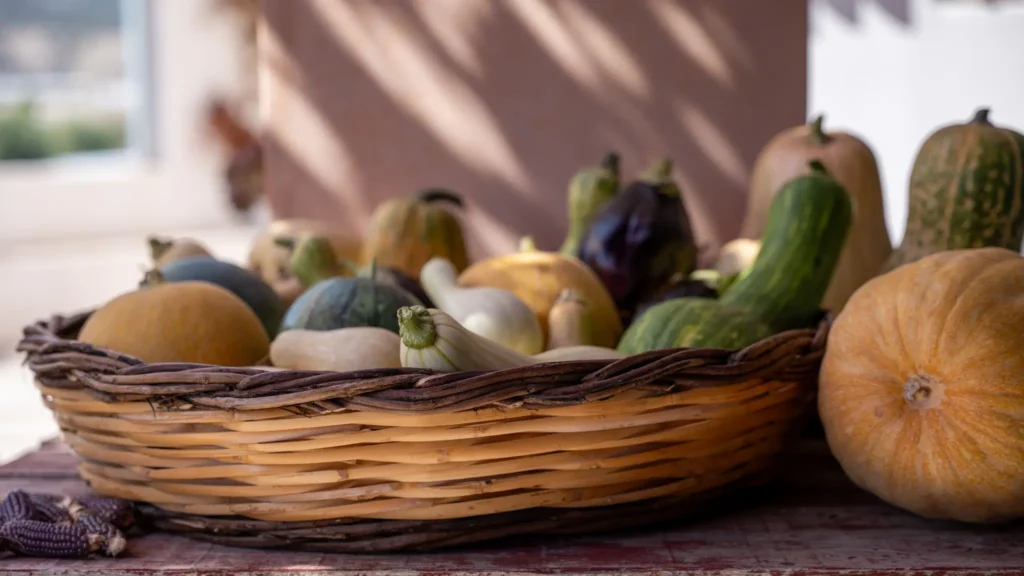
0, 439, 1020, 575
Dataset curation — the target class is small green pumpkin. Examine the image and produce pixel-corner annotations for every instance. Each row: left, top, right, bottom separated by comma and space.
360, 189, 469, 280
280, 265, 424, 334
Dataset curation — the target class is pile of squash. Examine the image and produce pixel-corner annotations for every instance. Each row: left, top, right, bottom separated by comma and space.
77, 106, 1024, 526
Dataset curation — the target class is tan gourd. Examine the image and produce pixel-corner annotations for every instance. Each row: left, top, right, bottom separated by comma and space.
148, 236, 213, 267
742, 115, 892, 311
247, 219, 361, 305
270, 328, 401, 371
78, 280, 269, 366
545, 289, 597, 350
819, 247, 1024, 523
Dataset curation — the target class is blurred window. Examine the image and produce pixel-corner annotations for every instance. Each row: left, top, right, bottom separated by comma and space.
0, 0, 151, 162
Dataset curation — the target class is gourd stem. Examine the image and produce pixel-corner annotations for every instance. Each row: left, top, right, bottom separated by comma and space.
147, 236, 172, 261
397, 305, 437, 349
417, 188, 464, 208
808, 159, 830, 176
644, 158, 673, 181
518, 236, 538, 253
140, 268, 166, 287
600, 151, 620, 177
274, 237, 296, 252
808, 114, 831, 145
970, 107, 992, 125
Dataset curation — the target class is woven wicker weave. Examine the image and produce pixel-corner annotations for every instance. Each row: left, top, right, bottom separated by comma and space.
17, 311, 830, 552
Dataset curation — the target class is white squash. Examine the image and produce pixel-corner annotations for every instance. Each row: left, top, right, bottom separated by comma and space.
398, 306, 623, 372
419, 257, 544, 355
270, 327, 401, 371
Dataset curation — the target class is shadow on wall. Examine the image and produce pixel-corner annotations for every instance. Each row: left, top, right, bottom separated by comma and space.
258, 0, 807, 263
816, 0, 911, 25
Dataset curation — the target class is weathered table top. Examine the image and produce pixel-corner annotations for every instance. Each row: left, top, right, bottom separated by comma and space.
0, 439, 1020, 575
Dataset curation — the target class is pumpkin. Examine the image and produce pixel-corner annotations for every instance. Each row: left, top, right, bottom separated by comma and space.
743, 114, 892, 312
78, 280, 269, 366
152, 257, 284, 338
360, 189, 469, 280
884, 108, 1024, 272
280, 271, 423, 334
456, 238, 623, 349
819, 247, 1024, 523
247, 219, 362, 305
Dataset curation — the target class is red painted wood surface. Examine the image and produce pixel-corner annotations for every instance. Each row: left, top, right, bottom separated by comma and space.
0, 439, 1021, 575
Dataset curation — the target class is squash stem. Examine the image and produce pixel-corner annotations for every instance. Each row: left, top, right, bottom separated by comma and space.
518, 236, 538, 253
417, 188, 464, 208
600, 151, 620, 177
808, 159, 831, 176
397, 305, 437, 349
808, 114, 831, 145
970, 107, 992, 125
147, 236, 173, 261
139, 268, 167, 288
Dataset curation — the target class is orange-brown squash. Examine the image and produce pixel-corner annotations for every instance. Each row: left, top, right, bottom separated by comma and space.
361, 189, 469, 280
818, 247, 1024, 523
78, 280, 270, 366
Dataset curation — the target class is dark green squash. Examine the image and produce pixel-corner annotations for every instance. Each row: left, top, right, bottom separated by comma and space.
280, 273, 423, 334
618, 160, 852, 353
153, 257, 284, 338
884, 107, 1024, 272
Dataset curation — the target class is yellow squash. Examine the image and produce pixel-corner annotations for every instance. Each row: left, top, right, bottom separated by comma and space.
457, 238, 622, 348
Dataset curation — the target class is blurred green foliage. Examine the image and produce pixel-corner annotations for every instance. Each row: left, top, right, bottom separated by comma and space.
0, 101, 125, 160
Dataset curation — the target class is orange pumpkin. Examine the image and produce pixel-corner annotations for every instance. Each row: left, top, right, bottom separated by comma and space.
818, 247, 1024, 523
361, 189, 469, 280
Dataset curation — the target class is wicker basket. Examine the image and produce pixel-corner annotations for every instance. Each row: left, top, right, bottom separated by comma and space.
17, 311, 830, 553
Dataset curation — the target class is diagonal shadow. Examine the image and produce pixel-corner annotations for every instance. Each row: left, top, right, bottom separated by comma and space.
258, 0, 808, 263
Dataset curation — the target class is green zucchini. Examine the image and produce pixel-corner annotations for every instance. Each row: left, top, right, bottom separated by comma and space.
618, 159, 852, 353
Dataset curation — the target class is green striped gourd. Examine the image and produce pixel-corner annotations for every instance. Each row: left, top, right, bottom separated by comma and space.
884, 107, 1024, 272
559, 152, 620, 257
618, 160, 852, 353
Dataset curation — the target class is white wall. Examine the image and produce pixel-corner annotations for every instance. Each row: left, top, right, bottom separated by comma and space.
809, 0, 1024, 245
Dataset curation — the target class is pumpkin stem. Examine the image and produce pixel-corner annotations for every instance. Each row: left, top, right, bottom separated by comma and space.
641, 158, 673, 182
147, 236, 173, 262
903, 374, 944, 410
397, 305, 437, 349
417, 188, 464, 208
139, 268, 167, 288
600, 151, 620, 177
808, 114, 831, 145
808, 159, 830, 176
639, 157, 681, 198
274, 237, 296, 252
518, 236, 538, 253
970, 107, 992, 125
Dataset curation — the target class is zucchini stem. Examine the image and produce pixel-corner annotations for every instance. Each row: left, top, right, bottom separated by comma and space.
398, 305, 437, 349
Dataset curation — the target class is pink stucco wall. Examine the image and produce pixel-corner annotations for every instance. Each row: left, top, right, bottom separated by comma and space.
257, 0, 807, 265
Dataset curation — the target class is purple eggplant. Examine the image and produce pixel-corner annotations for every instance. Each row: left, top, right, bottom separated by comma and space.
578, 158, 699, 320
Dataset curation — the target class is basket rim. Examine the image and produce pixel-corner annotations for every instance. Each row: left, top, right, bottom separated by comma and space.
16, 309, 832, 415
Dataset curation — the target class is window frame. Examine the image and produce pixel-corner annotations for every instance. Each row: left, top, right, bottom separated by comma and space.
0, 0, 249, 244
